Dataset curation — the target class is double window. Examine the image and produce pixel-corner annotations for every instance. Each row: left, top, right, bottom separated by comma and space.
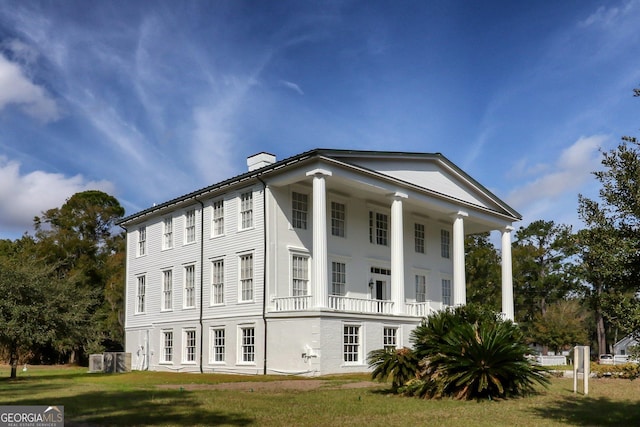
291, 192, 308, 229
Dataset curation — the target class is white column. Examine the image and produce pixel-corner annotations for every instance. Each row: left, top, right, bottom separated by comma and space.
390, 192, 408, 315
306, 169, 332, 308
501, 226, 515, 321
452, 211, 468, 306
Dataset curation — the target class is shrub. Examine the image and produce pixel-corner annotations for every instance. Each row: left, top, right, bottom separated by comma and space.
368, 347, 419, 391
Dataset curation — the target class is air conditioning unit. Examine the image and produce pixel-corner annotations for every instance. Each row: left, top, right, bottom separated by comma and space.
89, 354, 104, 373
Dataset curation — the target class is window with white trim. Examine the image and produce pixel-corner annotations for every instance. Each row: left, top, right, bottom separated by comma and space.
239, 254, 253, 301
211, 259, 224, 305
343, 324, 361, 363
212, 200, 224, 237
414, 223, 425, 254
415, 274, 426, 303
331, 201, 346, 237
138, 226, 146, 256
240, 191, 253, 229
136, 275, 146, 313
184, 329, 196, 362
383, 327, 398, 351
331, 261, 346, 296
442, 278, 452, 306
291, 192, 308, 229
161, 330, 173, 363
369, 210, 388, 246
184, 265, 196, 308
240, 327, 255, 363
163, 217, 173, 249
292, 254, 309, 296
211, 328, 225, 363
441, 229, 450, 259
162, 269, 173, 311
185, 209, 196, 244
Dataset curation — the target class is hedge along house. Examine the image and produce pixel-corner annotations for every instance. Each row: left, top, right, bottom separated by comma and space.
119, 149, 521, 375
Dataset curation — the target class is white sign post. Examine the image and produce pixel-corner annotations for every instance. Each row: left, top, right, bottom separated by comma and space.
573, 345, 590, 395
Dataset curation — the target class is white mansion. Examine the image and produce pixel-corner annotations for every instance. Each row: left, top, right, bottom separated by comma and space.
120, 149, 520, 375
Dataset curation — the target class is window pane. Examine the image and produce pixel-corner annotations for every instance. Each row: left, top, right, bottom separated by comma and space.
343, 325, 360, 362
185, 265, 196, 308
292, 192, 308, 229
331, 201, 345, 237
240, 254, 253, 301
242, 327, 255, 362
331, 262, 346, 296
163, 270, 172, 310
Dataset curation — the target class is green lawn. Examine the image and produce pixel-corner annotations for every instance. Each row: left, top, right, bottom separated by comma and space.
1, 365, 640, 426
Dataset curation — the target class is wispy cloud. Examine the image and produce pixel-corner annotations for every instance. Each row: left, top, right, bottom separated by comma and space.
279, 80, 304, 95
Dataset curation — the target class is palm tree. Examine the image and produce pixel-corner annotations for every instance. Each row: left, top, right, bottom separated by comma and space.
368, 347, 419, 391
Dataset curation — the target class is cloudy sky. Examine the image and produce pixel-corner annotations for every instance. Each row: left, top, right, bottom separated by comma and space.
0, 0, 639, 239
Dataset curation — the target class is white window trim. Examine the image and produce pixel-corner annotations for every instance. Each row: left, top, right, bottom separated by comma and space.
290, 250, 310, 297
343, 322, 364, 366
412, 268, 431, 303
211, 199, 225, 238
209, 327, 226, 364
329, 197, 347, 238
440, 273, 453, 307
440, 228, 451, 259
160, 329, 174, 364
238, 189, 254, 231
161, 268, 173, 312
238, 325, 256, 365
238, 251, 255, 303
184, 208, 197, 245
368, 205, 391, 247
383, 326, 400, 351
290, 189, 309, 230
137, 226, 146, 257
183, 264, 197, 309
210, 258, 225, 306
182, 328, 197, 364
163, 217, 173, 250
135, 274, 146, 314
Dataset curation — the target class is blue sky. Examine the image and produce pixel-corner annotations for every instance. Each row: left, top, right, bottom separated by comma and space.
0, 0, 639, 239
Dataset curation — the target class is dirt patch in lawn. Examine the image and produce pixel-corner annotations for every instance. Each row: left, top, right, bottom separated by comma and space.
158, 379, 380, 392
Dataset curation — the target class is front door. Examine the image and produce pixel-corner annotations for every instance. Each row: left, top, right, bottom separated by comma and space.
375, 280, 386, 300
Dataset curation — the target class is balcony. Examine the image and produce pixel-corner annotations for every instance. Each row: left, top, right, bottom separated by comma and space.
270, 295, 443, 317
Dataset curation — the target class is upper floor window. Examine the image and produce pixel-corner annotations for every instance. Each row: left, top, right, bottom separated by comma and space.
442, 278, 452, 306
292, 254, 309, 296
331, 261, 346, 296
185, 209, 196, 244
369, 211, 388, 246
331, 201, 346, 237
239, 254, 254, 301
291, 192, 308, 229
414, 223, 425, 254
211, 259, 224, 305
383, 327, 398, 351
184, 265, 196, 308
240, 191, 253, 230
212, 200, 224, 237
162, 269, 173, 311
440, 229, 450, 259
137, 226, 146, 256
163, 217, 173, 249
415, 274, 426, 303
136, 275, 146, 313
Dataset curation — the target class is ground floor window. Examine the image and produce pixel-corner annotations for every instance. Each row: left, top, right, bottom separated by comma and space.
241, 327, 255, 363
343, 325, 361, 363
383, 327, 397, 351
184, 329, 196, 362
211, 328, 225, 363
162, 331, 173, 363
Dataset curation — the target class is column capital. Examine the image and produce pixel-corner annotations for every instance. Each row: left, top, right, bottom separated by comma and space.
306, 168, 332, 177
502, 225, 514, 233
388, 191, 408, 200
451, 210, 468, 220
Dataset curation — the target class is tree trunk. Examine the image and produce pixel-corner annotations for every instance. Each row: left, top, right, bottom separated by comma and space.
596, 310, 607, 356
9, 346, 18, 379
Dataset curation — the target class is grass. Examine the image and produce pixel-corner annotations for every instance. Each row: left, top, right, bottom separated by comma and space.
2, 365, 640, 426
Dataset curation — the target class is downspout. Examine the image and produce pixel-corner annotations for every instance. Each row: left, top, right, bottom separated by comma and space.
257, 176, 268, 375
195, 197, 205, 374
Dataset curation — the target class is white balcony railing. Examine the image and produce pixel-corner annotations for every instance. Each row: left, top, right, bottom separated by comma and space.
271, 296, 444, 317
328, 295, 394, 314
272, 295, 312, 311
405, 301, 443, 317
